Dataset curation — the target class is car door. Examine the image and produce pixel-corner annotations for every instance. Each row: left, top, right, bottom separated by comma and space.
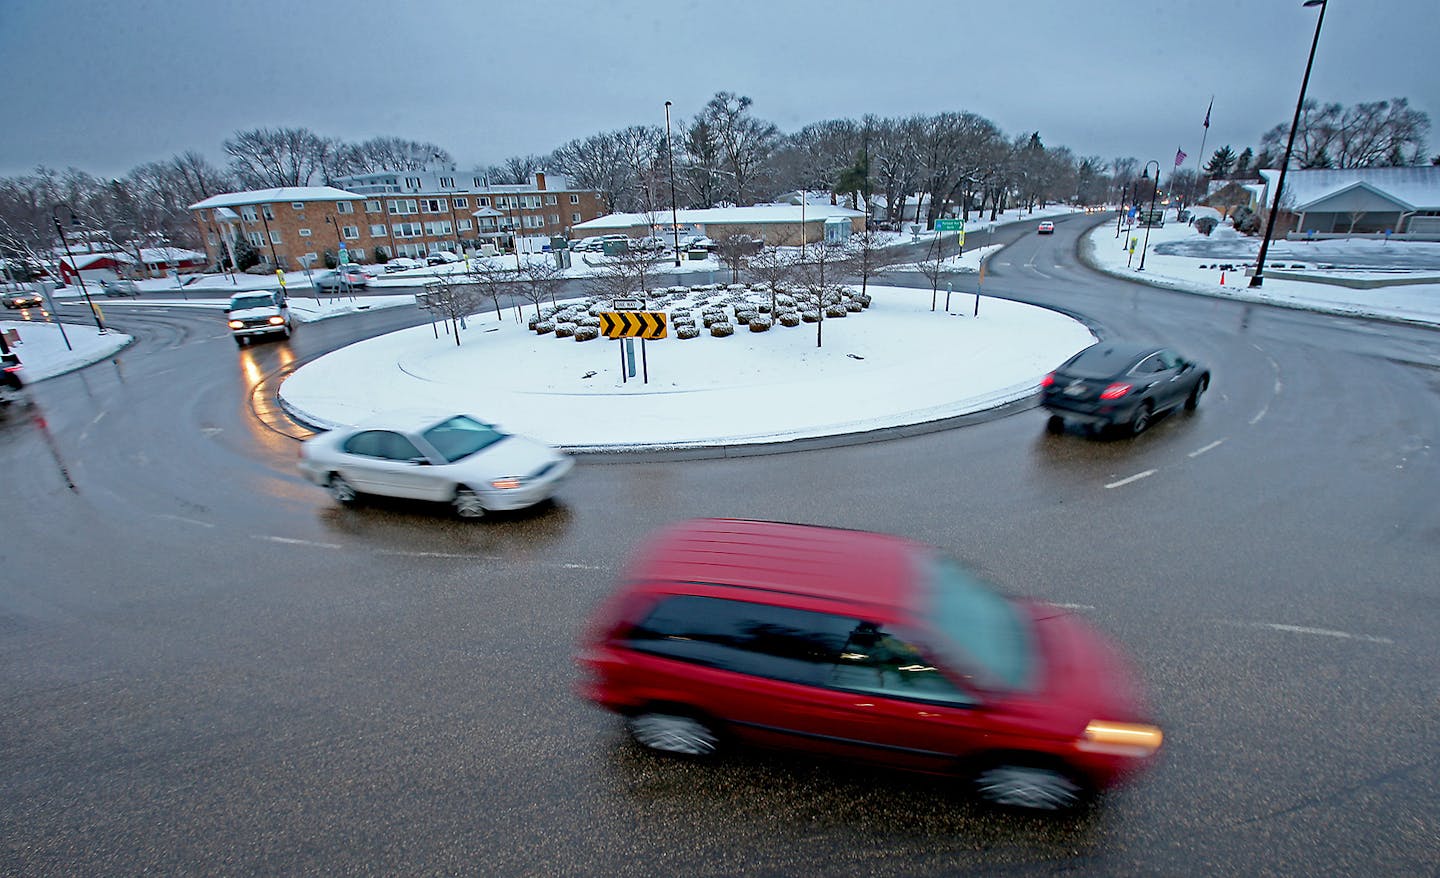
338, 430, 433, 498
1150, 349, 1189, 410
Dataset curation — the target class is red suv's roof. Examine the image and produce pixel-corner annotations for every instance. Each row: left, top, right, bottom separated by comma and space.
623, 519, 922, 611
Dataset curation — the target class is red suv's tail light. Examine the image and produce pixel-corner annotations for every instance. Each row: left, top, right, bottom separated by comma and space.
1040, 372, 1056, 388
1100, 382, 1132, 400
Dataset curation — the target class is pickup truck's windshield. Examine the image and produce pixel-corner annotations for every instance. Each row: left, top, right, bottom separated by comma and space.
422, 416, 508, 463
230, 294, 273, 310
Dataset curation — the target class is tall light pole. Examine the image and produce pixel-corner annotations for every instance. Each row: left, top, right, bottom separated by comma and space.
664, 101, 682, 267
51, 205, 105, 333
1137, 161, 1160, 271
1252, 0, 1328, 288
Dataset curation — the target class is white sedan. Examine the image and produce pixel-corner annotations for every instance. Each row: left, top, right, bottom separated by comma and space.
298, 413, 573, 519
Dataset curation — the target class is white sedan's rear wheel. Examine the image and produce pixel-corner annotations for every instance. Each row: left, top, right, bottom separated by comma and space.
453, 487, 486, 519
327, 474, 357, 505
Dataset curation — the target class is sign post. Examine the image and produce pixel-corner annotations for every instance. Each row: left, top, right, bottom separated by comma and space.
601, 304, 667, 385
935, 218, 964, 261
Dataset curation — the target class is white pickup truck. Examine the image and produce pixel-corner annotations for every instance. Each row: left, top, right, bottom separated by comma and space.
226, 290, 293, 345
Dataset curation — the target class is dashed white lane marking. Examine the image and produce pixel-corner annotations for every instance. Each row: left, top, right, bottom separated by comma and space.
376, 550, 498, 560
1235, 621, 1394, 645
256, 535, 343, 549
561, 563, 607, 570
1051, 603, 1096, 610
91, 411, 106, 426
1188, 439, 1226, 458
157, 514, 215, 528
1105, 469, 1157, 489
1250, 405, 1269, 425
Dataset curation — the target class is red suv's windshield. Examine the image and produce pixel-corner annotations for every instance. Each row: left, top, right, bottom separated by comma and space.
918, 553, 1035, 691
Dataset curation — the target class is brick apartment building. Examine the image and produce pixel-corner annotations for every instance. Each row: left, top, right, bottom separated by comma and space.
189, 172, 606, 270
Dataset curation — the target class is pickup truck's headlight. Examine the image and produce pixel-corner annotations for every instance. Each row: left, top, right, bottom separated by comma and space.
267, 315, 285, 325
228, 319, 244, 329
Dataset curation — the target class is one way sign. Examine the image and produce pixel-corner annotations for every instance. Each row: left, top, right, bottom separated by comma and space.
600, 311, 667, 340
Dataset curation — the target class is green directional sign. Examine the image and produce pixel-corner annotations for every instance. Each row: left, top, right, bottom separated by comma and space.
935, 219, 964, 231
600, 311, 667, 340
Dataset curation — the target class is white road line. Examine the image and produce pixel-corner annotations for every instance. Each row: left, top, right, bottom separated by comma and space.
1105, 469, 1156, 489
156, 514, 215, 528
1050, 603, 1096, 610
91, 411, 106, 426
1234, 621, 1393, 644
1188, 439, 1225, 458
375, 550, 497, 560
255, 535, 342, 549
1249, 405, 1268, 425
561, 563, 607, 571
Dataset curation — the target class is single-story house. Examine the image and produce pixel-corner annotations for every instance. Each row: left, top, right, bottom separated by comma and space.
1256, 166, 1440, 240
573, 204, 866, 247
58, 252, 129, 283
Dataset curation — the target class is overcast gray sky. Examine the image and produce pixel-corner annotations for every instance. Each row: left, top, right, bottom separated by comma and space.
1, 0, 1436, 181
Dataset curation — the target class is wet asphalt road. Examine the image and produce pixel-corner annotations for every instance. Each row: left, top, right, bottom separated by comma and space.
2, 214, 1438, 875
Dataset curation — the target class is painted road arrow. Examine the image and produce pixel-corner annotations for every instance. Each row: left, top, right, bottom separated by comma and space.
600, 311, 668, 339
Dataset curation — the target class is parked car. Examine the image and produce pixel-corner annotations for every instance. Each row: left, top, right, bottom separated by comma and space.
1040, 342, 1210, 436
384, 257, 425, 273
1037, 221, 1055, 234
578, 518, 1162, 811
312, 267, 369, 292
297, 412, 574, 519
426, 251, 460, 265
0, 349, 23, 406
2, 289, 44, 309
100, 279, 140, 297
225, 290, 292, 345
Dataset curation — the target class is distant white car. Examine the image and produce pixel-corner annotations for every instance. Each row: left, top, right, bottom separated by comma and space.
426, 251, 460, 265
384, 257, 425, 273
297, 412, 574, 519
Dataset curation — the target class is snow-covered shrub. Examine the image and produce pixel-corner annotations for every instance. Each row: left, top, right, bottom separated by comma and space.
845, 300, 863, 312
702, 309, 726, 327
574, 326, 599, 341
727, 283, 747, 292
673, 316, 696, 329
668, 285, 689, 294
710, 321, 735, 337
776, 294, 796, 308
757, 302, 772, 313
677, 325, 701, 339
554, 321, 578, 338
801, 310, 820, 323
580, 315, 601, 327
734, 309, 758, 324
1195, 216, 1218, 236
749, 316, 773, 332
778, 312, 801, 327
855, 292, 872, 308
527, 315, 542, 330
750, 282, 768, 291
534, 320, 556, 334
825, 304, 849, 318
670, 308, 691, 318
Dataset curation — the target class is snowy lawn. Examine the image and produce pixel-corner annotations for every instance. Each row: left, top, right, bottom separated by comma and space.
1084, 214, 1440, 326
278, 283, 1095, 451
0, 319, 132, 381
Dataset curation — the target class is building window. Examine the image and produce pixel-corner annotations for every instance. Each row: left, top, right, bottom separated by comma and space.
421, 198, 446, 213
473, 177, 484, 188
439, 177, 455, 188
388, 199, 418, 215
352, 248, 366, 260
241, 206, 258, 221
394, 221, 424, 238
337, 202, 354, 214
569, 194, 580, 204
523, 215, 545, 228
369, 224, 388, 236
478, 197, 490, 207
522, 195, 541, 209
550, 214, 560, 225
572, 212, 582, 223
365, 199, 382, 213
458, 219, 472, 231
270, 230, 282, 244
479, 218, 497, 230
545, 194, 557, 205
343, 225, 359, 239
453, 197, 468, 209
249, 231, 264, 246
262, 205, 275, 220
299, 228, 312, 237
424, 221, 453, 236
207, 232, 218, 245
291, 202, 305, 210
303, 251, 319, 263
405, 177, 421, 189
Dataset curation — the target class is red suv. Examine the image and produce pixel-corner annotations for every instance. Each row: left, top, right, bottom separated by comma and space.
577, 519, 1161, 811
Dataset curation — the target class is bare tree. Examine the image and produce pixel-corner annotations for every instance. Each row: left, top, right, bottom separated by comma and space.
1260, 97, 1431, 169
747, 245, 799, 318
712, 233, 758, 284
465, 259, 522, 321
845, 224, 885, 297
418, 273, 481, 346
587, 245, 668, 303
223, 127, 344, 188
915, 232, 951, 312
515, 259, 566, 319
348, 137, 454, 173
693, 91, 779, 204
790, 239, 848, 348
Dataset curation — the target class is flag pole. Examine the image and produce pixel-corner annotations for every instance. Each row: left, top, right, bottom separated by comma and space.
1192, 96, 1214, 209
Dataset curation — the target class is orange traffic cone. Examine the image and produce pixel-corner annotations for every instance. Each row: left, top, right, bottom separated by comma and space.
1220, 270, 1225, 286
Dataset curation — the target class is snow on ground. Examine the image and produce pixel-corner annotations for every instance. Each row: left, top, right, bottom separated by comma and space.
48, 293, 417, 322
1, 319, 131, 381
278, 284, 1096, 451
1084, 214, 1440, 326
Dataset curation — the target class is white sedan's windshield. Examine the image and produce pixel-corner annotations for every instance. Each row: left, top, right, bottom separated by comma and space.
422, 416, 507, 463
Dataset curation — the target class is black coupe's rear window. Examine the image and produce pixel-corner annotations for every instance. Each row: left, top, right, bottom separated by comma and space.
1064, 344, 1147, 377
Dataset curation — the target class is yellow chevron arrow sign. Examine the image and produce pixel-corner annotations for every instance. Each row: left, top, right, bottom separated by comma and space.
600, 311, 667, 339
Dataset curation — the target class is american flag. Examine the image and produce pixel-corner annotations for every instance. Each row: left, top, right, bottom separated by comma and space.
1174, 148, 1187, 167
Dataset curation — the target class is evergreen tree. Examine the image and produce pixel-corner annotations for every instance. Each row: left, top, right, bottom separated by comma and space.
1234, 148, 1254, 178
1204, 146, 1237, 177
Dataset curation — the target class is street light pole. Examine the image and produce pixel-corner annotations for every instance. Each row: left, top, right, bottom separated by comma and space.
1137, 161, 1160, 271
51, 205, 105, 333
1252, 0, 1328, 288
1115, 183, 1128, 237
665, 100, 682, 268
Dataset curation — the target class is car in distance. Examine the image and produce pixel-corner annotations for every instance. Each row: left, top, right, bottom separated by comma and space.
99, 279, 141, 297
312, 267, 369, 292
1037, 221, 1055, 234
225, 290, 292, 344
384, 257, 425, 273
1040, 342, 1209, 436
577, 518, 1162, 811
298, 412, 573, 519
2, 290, 44, 309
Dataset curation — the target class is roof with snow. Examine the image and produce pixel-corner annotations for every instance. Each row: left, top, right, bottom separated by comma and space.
575, 203, 865, 231
1258, 166, 1440, 211
189, 187, 363, 210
